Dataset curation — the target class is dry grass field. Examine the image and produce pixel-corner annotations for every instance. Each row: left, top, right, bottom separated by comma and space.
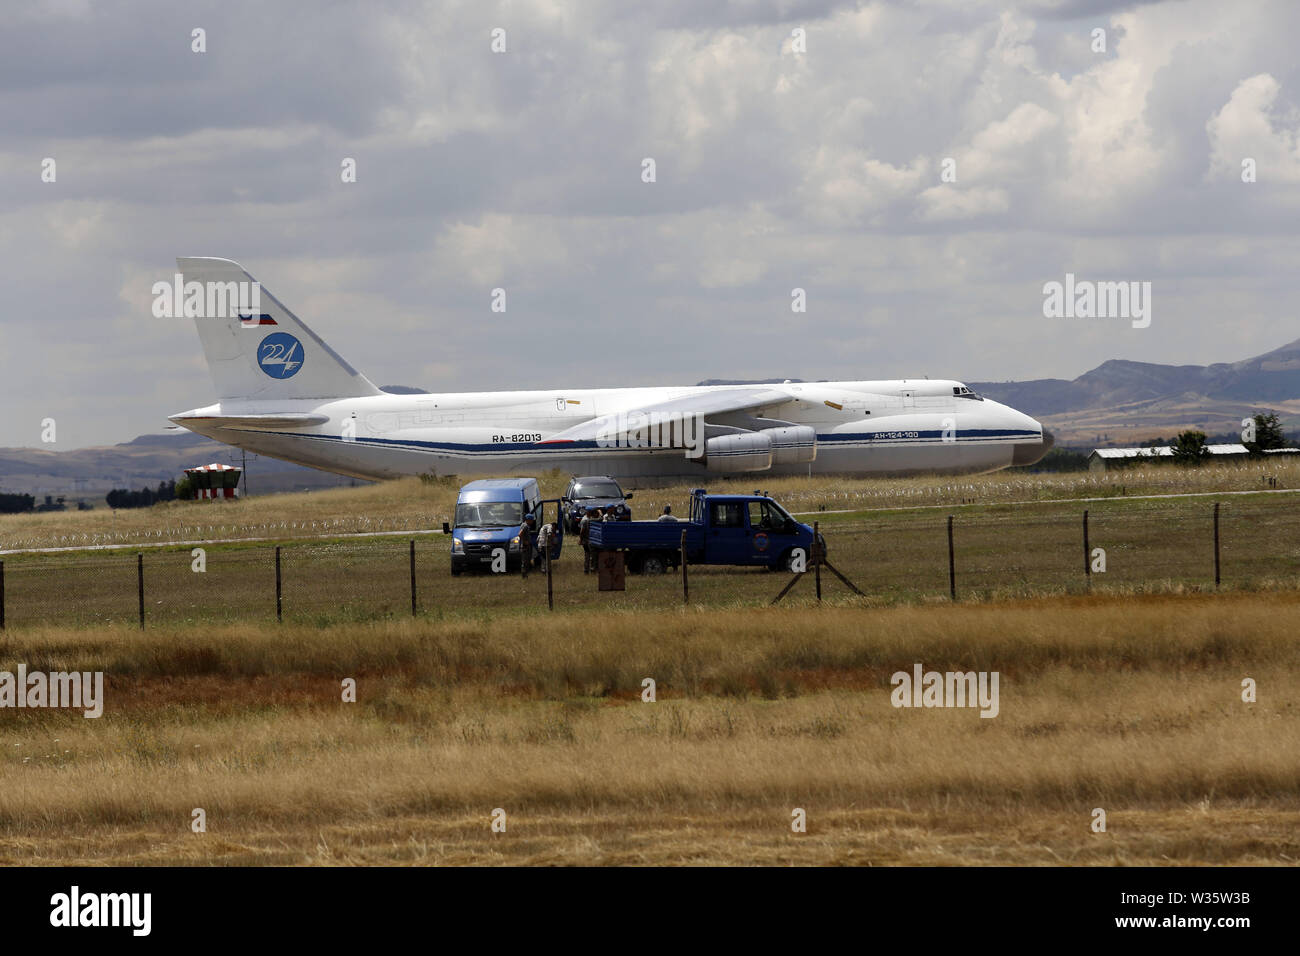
2, 468, 1299, 628
0, 593, 1296, 865
1, 465, 1297, 865
4, 458, 1300, 554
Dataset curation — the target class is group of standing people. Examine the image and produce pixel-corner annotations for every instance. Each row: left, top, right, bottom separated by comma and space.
578, 507, 618, 573
525, 502, 681, 575
519, 513, 554, 577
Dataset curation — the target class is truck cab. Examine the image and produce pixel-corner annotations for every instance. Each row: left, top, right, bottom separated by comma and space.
686, 489, 812, 567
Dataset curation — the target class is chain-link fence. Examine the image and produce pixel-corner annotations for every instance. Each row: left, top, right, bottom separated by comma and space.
2, 497, 1298, 628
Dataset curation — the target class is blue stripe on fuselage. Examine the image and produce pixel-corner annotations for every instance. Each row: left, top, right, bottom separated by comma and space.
225, 427, 1041, 456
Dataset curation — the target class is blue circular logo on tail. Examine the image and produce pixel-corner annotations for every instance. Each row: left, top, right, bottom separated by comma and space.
258, 332, 304, 379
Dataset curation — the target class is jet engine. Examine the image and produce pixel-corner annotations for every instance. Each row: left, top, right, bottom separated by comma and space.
703, 425, 818, 472
763, 425, 817, 464
704, 432, 774, 472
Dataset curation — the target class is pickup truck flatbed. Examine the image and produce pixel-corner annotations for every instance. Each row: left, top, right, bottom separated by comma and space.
587, 488, 818, 573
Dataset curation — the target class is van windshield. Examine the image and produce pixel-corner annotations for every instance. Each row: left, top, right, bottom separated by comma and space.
456, 501, 524, 528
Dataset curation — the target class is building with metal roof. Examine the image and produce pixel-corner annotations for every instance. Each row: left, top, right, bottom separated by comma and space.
1087, 444, 1250, 472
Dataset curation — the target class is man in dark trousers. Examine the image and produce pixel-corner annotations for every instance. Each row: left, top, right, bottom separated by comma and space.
580, 508, 600, 573
520, 513, 537, 577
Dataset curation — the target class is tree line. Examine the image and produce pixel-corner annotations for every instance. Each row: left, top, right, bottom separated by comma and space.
0, 493, 35, 514
106, 480, 179, 509
1, 479, 193, 514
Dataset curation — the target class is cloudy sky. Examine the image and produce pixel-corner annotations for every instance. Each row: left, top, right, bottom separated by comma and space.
3, 0, 1299, 449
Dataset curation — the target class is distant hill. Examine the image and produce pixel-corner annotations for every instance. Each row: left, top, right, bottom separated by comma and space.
0, 432, 365, 503
970, 336, 1300, 446
704, 337, 1300, 447
695, 338, 1300, 416
970, 336, 1300, 415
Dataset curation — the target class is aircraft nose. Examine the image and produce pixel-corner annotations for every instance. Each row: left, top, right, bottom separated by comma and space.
1012, 426, 1054, 467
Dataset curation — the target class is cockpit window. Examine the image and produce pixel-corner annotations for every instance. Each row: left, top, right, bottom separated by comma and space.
953, 385, 983, 401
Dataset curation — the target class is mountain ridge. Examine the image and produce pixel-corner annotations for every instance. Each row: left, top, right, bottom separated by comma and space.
970, 336, 1300, 415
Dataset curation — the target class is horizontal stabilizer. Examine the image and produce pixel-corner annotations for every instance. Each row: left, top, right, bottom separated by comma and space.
169, 413, 330, 431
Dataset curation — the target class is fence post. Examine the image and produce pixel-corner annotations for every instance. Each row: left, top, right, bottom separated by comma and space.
1083, 509, 1091, 588
275, 546, 282, 623
681, 529, 689, 605
1213, 502, 1221, 588
947, 515, 956, 601
137, 552, 145, 629
814, 520, 822, 602
410, 539, 417, 616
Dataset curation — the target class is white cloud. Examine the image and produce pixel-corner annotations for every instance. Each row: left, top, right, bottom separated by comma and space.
2, 0, 1300, 448
916, 184, 1010, 221
1207, 74, 1300, 184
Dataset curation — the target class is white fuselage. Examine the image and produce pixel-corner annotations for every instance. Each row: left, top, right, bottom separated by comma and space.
173, 378, 1050, 484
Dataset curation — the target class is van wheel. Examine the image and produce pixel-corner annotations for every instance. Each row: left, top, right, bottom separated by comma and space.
642, 554, 666, 575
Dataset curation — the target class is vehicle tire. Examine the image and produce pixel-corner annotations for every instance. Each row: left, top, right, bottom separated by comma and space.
450, 565, 462, 576
642, 554, 667, 575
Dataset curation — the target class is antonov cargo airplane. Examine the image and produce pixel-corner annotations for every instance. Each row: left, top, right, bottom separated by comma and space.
168, 258, 1052, 481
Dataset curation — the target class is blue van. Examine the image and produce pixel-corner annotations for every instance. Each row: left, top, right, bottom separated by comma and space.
450, 478, 552, 574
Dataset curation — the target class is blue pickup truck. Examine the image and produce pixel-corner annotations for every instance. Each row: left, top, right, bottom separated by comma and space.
587, 488, 819, 574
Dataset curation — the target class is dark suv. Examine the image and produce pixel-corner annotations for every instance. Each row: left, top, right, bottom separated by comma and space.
562, 476, 632, 533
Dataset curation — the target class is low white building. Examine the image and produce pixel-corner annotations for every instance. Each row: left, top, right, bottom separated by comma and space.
1087, 443, 1250, 472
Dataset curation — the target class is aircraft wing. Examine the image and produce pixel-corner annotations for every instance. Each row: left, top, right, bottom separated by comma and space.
537, 385, 794, 444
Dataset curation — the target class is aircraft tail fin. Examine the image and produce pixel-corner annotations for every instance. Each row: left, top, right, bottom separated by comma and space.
175, 257, 382, 402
